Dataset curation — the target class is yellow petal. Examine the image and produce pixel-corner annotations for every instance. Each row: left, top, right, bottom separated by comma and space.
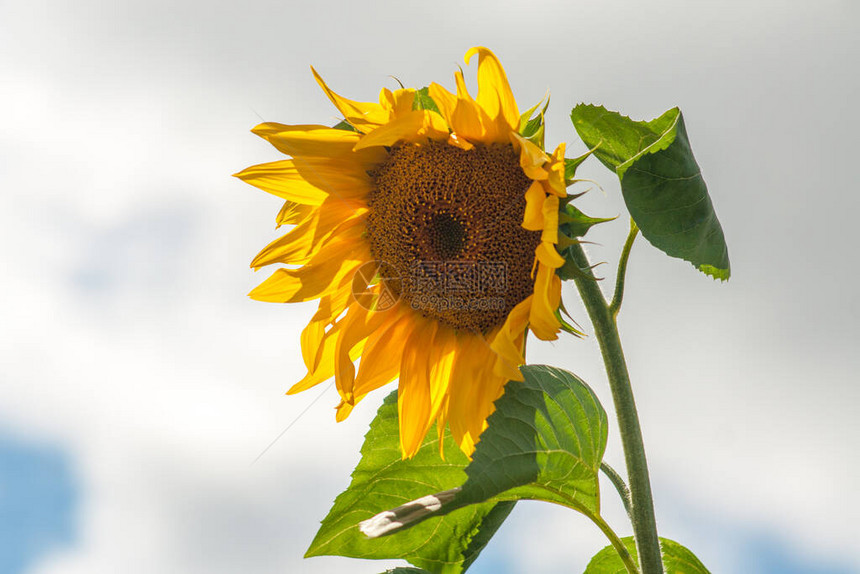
522, 180, 546, 231
248, 239, 369, 303
448, 334, 511, 456
276, 201, 315, 227
250, 202, 366, 268
398, 319, 438, 458
435, 396, 449, 459
541, 194, 559, 244
428, 82, 458, 127
353, 110, 448, 151
289, 323, 342, 394
288, 314, 368, 395
450, 71, 488, 142
290, 156, 374, 199
334, 302, 396, 403
510, 132, 549, 180
234, 160, 329, 205
427, 327, 458, 430
489, 296, 531, 381
454, 68, 472, 100
353, 313, 412, 399
299, 277, 355, 374
301, 304, 328, 371
465, 47, 520, 131
445, 335, 491, 454
379, 87, 416, 118
311, 66, 389, 132
251, 123, 361, 157
546, 142, 568, 197
335, 399, 354, 422
529, 264, 562, 341
446, 132, 474, 151
536, 242, 565, 269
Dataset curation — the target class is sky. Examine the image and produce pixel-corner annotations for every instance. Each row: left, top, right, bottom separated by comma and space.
0, 0, 858, 573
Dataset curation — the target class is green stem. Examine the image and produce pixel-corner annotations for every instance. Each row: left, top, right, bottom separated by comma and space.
608, 220, 639, 318
568, 242, 664, 574
588, 512, 640, 574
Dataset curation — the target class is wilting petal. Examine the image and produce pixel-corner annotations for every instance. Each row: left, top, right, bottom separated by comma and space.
535, 242, 565, 269
522, 180, 546, 231
541, 194, 559, 244
312, 66, 389, 133
529, 264, 562, 340
465, 46, 520, 131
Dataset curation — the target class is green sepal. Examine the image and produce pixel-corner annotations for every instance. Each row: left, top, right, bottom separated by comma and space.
557, 233, 579, 250
557, 250, 604, 282
522, 115, 545, 147
571, 104, 730, 280
332, 119, 359, 132
559, 190, 588, 206
564, 144, 600, 185
584, 536, 711, 574
559, 203, 615, 239
413, 87, 441, 115
518, 93, 549, 132
518, 94, 550, 148
555, 304, 585, 337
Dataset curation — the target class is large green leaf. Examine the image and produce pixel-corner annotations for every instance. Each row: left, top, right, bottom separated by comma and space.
456, 365, 608, 512
306, 391, 514, 574
570, 104, 730, 280
360, 365, 609, 537
584, 537, 711, 574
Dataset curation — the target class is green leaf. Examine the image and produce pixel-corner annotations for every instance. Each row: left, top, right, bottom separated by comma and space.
382, 569, 434, 574
413, 87, 441, 115
361, 366, 609, 535
584, 537, 711, 574
455, 365, 608, 513
306, 391, 513, 574
570, 104, 730, 280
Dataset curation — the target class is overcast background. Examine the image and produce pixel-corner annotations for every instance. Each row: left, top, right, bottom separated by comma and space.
1, 1, 858, 573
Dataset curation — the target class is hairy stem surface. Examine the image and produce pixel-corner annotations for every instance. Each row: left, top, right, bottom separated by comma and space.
568, 242, 664, 574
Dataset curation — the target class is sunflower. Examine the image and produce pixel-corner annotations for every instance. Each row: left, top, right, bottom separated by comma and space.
236, 47, 571, 458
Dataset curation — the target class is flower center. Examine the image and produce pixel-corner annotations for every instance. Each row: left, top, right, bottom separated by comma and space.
428, 212, 466, 260
366, 140, 541, 334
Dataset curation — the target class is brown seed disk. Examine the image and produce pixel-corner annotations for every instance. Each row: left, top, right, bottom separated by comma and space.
366, 140, 541, 333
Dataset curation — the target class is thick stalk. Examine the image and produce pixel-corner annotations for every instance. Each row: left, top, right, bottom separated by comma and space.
568, 242, 664, 574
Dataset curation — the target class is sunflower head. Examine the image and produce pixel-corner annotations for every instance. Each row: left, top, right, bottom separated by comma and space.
236, 47, 573, 458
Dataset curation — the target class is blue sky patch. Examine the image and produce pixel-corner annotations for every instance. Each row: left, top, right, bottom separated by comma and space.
0, 436, 78, 574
